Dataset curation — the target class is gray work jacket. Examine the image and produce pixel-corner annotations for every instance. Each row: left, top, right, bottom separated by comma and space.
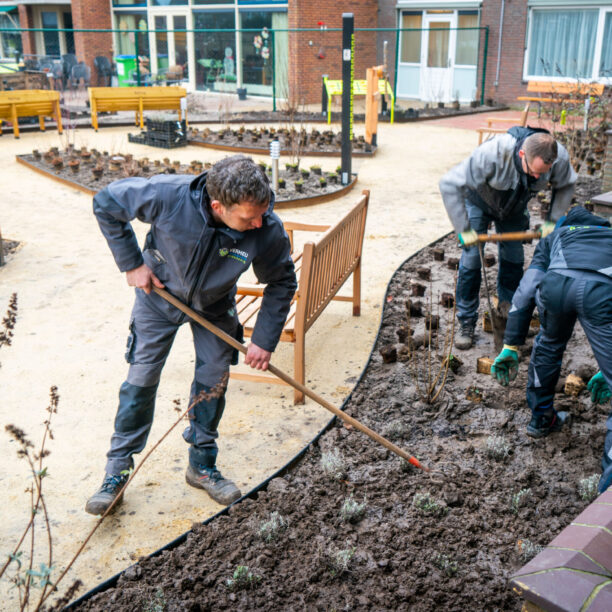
93, 172, 297, 352
439, 130, 576, 233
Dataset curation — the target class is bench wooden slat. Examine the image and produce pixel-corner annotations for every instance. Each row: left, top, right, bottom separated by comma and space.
231, 191, 369, 403
0, 89, 62, 138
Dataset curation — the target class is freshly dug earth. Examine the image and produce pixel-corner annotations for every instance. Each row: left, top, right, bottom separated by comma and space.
187, 125, 376, 156
73, 176, 608, 611
17, 150, 349, 202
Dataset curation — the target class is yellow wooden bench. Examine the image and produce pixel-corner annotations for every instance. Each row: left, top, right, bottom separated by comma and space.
231, 190, 370, 404
0, 89, 62, 139
88, 86, 187, 131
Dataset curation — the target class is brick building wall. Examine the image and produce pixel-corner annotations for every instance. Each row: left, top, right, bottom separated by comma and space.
287, 0, 378, 105
479, 0, 530, 106
18, 4, 35, 57
70, 0, 113, 85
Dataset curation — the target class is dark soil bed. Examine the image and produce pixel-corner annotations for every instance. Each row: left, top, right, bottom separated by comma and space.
187, 125, 376, 157
72, 175, 607, 612
16, 148, 353, 205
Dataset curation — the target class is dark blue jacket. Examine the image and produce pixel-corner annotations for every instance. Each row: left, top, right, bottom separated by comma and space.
93, 172, 297, 352
504, 207, 612, 346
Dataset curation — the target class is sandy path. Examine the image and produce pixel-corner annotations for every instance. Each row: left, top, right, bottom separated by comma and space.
0, 118, 475, 606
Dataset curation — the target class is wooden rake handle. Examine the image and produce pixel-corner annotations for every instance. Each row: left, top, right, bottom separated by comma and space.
477, 231, 540, 243
153, 287, 429, 472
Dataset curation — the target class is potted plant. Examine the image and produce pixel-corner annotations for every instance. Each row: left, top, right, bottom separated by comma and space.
327, 172, 338, 184
278, 177, 286, 189
32, 149, 41, 161
68, 159, 80, 174
319, 176, 327, 188
310, 165, 322, 175
294, 179, 304, 193
92, 165, 104, 180
300, 168, 310, 179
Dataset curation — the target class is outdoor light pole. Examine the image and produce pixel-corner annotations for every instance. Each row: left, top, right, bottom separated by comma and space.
270, 136, 280, 192
341, 13, 354, 186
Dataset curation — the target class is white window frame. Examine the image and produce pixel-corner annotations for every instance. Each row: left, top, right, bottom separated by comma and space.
524, 5, 612, 84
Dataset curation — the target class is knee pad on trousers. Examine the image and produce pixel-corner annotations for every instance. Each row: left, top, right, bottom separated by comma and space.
114, 381, 158, 432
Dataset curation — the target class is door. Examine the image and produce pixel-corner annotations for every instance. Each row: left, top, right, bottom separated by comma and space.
419, 13, 455, 103
149, 10, 191, 85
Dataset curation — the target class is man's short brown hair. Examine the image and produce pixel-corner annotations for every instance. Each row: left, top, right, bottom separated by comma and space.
206, 155, 270, 208
523, 133, 558, 165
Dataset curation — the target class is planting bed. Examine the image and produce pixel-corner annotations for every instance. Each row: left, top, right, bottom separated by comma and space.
16, 148, 355, 207
187, 126, 376, 157
72, 175, 609, 611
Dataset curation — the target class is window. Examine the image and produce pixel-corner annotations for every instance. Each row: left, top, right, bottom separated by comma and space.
600, 12, 612, 78
0, 10, 22, 59
116, 12, 150, 57
41, 11, 60, 57
527, 9, 598, 78
427, 21, 449, 68
456, 11, 478, 66
151, 0, 188, 5
400, 12, 422, 64
193, 11, 236, 90
240, 11, 274, 90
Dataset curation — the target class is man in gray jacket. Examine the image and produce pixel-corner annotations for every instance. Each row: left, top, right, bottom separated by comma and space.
439, 127, 576, 349
86, 156, 297, 514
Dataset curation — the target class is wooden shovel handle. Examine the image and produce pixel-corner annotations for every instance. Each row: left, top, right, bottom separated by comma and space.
477, 231, 540, 243
153, 287, 429, 472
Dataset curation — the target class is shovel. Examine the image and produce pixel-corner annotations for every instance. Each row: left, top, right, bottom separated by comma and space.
477, 230, 540, 243
153, 287, 429, 472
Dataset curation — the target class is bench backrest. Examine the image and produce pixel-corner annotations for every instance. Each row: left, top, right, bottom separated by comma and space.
526, 80, 605, 96
0, 89, 60, 103
296, 190, 369, 334
88, 86, 186, 100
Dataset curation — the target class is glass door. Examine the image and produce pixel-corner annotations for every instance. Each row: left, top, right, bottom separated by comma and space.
419, 12, 456, 103
149, 9, 191, 85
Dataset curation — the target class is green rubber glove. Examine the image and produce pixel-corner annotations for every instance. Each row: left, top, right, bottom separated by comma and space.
539, 221, 556, 239
587, 372, 611, 404
491, 345, 519, 386
458, 229, 478, 247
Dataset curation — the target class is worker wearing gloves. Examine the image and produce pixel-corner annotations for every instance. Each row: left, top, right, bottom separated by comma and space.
491, 206, 612, 494
86, 156, 297, 514
439, 127, 576, 349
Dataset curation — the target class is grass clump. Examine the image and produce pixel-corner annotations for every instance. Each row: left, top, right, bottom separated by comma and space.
339, 495, 367, 523
432, 553, 458, 577
256, 511, 289, 543
413, 492, 448, 517
143, 587, 166, 612
486, 434, 511, 461
320, 448, 347, 481
383, 419, 408, 440
326, 546, 356, 577
577, 474, 600, 502
225, 565, 261, 591
516, 538, 544, 562
511, 488, 532, 514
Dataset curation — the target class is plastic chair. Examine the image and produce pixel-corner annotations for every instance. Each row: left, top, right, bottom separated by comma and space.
94, 56, 113, 87
61, 53, 77, 88
69, 62, 91, 90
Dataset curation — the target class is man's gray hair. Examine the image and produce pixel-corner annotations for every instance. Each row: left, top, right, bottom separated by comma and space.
206, 155, 270, 207
523, 133, 558, 165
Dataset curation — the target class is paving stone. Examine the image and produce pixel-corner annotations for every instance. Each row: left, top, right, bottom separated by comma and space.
550, 526, 612, 572
573, 503, 612, 532
511, 568, 607, 612
594, 489, 612, 505
587, 582, 612, 612
513, 548, 611, 578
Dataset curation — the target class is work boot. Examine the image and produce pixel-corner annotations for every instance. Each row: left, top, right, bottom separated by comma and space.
526, 410, 570, 438
186, 464, 241, 505
85, 473, 129, 516
455, 320, 476, 350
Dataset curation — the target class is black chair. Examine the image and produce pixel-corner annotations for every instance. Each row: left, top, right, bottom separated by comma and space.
61, 53, 77, 88
94, 56, 113, 87
69, 61, 91, 90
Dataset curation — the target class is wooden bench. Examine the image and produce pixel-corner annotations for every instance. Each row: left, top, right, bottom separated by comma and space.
517, 80, 605, 107
476, 102, 531, 145
88, 86, 187, 131
0, 89, 62, 139
231, 190, 370, 404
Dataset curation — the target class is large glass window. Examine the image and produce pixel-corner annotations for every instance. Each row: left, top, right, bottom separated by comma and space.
456, 11, 478, 66
154, 15, 168, 71
194, 11, 235, 91
600, 12, 612, 78
427, 21, 449, 68
527, 9, 598, 78
115, 10, 150, 80
152, 0, 188, 5
400, 12, 422, 63
0, 11, 22, 59
41, 11, 60, 57
173, 15, 188, 77
240, 11, 274, 92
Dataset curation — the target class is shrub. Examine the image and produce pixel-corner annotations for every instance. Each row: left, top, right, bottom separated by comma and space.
486, 435, 511, 461
511, 488, 532, 514
225, 565, 261, 591
432, 553, 458, 577
577, 474, 600, 502
320, 448, 347, 481
256, 511, 289, 543
413, 492, 448, 517
516, 538, 544, 562
326, 546, 356, 577
340, 495, 366, 523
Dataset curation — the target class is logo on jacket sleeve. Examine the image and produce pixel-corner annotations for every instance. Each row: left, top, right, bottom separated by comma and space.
218, 247, 248, 264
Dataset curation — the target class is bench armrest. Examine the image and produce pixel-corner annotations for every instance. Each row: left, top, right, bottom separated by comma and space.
236, 283, 265, 296
282, 221, 331, 232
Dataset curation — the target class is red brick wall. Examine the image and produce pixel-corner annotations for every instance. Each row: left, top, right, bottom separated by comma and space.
70, 0, 113, 84
288, 0, 378, 105
18, 4, 35, 57
479, 0, 530, 106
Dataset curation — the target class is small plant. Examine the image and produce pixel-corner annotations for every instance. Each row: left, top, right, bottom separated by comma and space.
577, 474, 600, 502
486, 435, 511, 461
256, 511, 289, 543
320, 448, 347, 481
294, 179, 304, 193
432, 552, 458, 577
326, 546, 356, 577
516, 538, 544, 562
318, 177, 327, 188
383, 419, 408, 440
511, 488, 532, 514
339, 495, 366, 523
413, 492, 448, 517
225, 565, 261, 591
143, 587, 166, 612
278, 177, 286, 189
310, 164, 322, 175
300, 168, 310, 179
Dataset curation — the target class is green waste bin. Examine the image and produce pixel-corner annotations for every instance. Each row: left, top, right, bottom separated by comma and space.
115, 55, 137, 87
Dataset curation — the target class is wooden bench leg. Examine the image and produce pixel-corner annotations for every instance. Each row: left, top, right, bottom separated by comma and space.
11, 103, 19, 138
352, 260, 361, 316
55, 101, 63, 134
39, 115, 46, 132
294, 335, 305, 404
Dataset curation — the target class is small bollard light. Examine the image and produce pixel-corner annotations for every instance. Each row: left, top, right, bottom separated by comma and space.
270, 137, 280, 191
